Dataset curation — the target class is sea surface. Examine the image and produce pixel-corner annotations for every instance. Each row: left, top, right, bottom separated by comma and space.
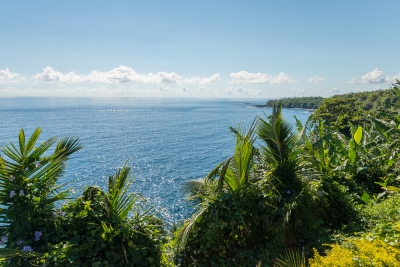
0, 98, 311, 224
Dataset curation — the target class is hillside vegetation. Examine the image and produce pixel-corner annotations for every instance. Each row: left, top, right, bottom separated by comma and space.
267, 97, 324, 109
312, 81, 400, 135
1, 82, 400, 266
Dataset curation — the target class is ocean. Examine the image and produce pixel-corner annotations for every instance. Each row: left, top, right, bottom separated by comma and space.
0, 97, 311, 224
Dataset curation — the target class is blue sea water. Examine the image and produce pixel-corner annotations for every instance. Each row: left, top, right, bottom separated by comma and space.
0, 98, 311, 224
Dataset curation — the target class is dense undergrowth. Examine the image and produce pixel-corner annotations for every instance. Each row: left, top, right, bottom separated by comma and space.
1, 82, 400, 266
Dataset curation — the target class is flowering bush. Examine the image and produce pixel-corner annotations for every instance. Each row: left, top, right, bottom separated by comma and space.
0, 129, 165, 266
309, 238, 400, 266
0, 128, 82, 265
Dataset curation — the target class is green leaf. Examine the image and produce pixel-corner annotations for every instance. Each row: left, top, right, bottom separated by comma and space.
354, 126, 362, 144
388, 159, 395, 167
362, 192, 371, 204
348, 149, 357, 164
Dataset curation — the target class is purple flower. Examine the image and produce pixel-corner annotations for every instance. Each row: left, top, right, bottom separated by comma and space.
35, 162, 42, 168
10, 191, 16, 197
287, 190, 291, 195
34, 231, 43, 241
19, 190, 25, 196
16, 240, 24, 245
22, 246, 33, 252
0, 236, 8, 245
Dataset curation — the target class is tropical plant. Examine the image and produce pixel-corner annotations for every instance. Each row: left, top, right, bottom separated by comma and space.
0, 127, 82, 265
41, 165, 164, 266
256, 103, 322, 248
175, 104, 326, 266
174, 123, 272, 266
273, 249, 306, 267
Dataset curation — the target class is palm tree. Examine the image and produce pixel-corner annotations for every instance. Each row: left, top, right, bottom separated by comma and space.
58, 165, 161, 266
82, 165, 149, 225
256, 102, 317, 246
176, 123, 258, 252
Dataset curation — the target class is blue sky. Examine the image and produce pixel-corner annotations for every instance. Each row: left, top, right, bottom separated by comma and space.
1, 0, 400, 98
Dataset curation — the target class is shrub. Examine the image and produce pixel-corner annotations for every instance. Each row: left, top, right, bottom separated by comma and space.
309, 238, 400, 266
0, 128, 82, 266
41, 166, 164, 266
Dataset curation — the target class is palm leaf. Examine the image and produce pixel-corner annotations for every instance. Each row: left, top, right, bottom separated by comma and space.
176, 205, 208, 252
274, 249, 306, 267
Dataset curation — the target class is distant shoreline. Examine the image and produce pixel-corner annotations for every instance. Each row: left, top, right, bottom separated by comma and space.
252, 104, 316, 111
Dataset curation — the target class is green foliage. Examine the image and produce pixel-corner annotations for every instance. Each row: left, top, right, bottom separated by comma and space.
175, 123, 271, 266
360, 194, 400, 230
0, 129, 164, 266
176, 103, 332, 266
39, 166, 164, 266
267, 97, 324, 109
2, 86, 400, 266
0, 128, 82, 266
312, 80, 400, 135
176, 98, 400, 265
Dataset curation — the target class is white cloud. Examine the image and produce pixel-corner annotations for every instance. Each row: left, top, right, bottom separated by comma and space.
230, 71, 295, 84
184, 73, 220, 84
386, 73, 400, 84
0, 68, 25, 83
308, 76, 325, 84
349, 68, 400, 84
32, 66, 220, 85
291, 88, 305, 96
32, 67, 84, 83
330, 87, 340, 93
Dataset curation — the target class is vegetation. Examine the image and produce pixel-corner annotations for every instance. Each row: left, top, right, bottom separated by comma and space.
0, 129, 164, 266
1, 83, 400, 266
267, 97, 324, 109
169, 83, 400, 266
311, 80, 400, 135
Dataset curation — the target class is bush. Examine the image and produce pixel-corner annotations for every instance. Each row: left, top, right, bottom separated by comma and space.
0, 129, 165, 266
41, 168, 164, 266
309, 238, 400, 266
176, 191, 273, 267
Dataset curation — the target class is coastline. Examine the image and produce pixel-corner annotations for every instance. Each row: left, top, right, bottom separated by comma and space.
252, 104, 316, 112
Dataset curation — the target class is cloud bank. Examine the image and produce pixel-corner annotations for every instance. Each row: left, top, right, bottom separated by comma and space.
349, 68, 400, 84
309, 76, 325, 84
32, 66, 220, 84
230, 71, 295, 84
0, 68, 25, 83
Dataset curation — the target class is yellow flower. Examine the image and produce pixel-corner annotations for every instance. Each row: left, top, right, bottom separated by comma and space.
309, 238, 400, 267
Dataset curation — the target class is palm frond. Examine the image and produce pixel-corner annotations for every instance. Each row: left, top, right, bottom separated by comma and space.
181, 179, 206, 202
176, 205, 208, 252
273, 249, 306, 267
257, 102, 299, 164
105, 165, 138, 221
55, 137, 83, 159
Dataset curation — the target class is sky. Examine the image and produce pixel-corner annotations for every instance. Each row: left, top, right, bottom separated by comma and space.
1, 0, 400, 98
